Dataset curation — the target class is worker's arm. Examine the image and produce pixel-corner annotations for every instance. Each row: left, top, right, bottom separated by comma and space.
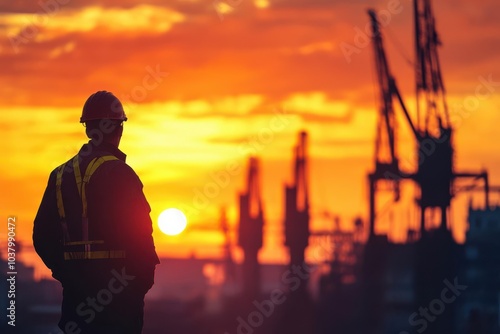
33, 170, 65, 281
97, 162, 160, 293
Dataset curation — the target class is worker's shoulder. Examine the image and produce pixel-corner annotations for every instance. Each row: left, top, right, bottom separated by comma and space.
49, 156, 75, 177
101, 158, 133, 173
98, 158, 143, 184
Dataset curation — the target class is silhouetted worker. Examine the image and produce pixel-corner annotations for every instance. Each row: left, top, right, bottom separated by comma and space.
33, 91, 160, 334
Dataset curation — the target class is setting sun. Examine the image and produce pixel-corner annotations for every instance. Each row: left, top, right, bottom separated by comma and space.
158, 208, 188, 236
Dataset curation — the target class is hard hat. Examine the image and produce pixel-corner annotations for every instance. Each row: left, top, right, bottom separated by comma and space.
80, 91, 127, 123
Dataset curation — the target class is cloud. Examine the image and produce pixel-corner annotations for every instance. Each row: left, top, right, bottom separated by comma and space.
0, 0, 498, 135
49, 40, 75, 58
0, 1, 377, 107
0, 4, 185, 45
298, 41, 335, 55
127, 95, 264, 120
282, 92, 353, 123
178, 94, 264, 118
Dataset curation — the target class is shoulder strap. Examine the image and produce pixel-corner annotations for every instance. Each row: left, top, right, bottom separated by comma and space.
56, 164, 71, 242
80, 155, 119, 219
79, 155, 118, 245
73, 156, 82, 196
55, 164, 66, 219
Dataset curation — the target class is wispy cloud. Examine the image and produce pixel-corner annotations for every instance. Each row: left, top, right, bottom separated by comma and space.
0, 4, 184, 44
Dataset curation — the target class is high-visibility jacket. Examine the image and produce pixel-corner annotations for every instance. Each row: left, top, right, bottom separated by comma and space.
33, 140, 160, 292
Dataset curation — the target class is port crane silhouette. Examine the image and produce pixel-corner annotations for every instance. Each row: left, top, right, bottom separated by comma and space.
366, 0, 490, 241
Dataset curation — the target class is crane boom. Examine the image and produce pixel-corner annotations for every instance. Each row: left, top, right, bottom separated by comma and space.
414, 0, 450, 132
368, 9, 421, 176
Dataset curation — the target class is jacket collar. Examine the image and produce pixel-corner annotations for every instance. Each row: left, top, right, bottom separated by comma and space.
79, 140, 127, 162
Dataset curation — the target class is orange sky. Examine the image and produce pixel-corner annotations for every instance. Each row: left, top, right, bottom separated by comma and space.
1, 0, 499, 278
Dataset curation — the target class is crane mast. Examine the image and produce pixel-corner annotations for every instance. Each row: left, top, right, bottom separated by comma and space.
413, 0, 454, 234
238, 157, 264, 300
284, 131, 310, 273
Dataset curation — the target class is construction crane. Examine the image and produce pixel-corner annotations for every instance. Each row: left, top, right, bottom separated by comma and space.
284, 131, 310, 278
280, 130, 314, 334
366, 0, 490, 241
237, 157, 264, 300
364, 2, 491, 333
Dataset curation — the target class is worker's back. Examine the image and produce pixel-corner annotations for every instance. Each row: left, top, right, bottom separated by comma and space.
33, 91, 159, 334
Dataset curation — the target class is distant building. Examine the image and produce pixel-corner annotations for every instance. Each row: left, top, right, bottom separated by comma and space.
456, 204, 500, 334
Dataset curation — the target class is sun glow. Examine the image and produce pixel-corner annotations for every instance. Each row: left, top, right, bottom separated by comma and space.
254, 0, 270, 9
158, 208, 188, 236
